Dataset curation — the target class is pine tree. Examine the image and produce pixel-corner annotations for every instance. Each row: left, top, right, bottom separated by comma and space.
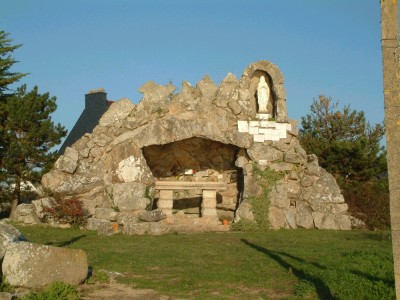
0, 30, 27, 174
1, 85, 67, 214
300, 95, 386, 184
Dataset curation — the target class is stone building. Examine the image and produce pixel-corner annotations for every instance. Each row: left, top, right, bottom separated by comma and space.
41, 60, 357, 233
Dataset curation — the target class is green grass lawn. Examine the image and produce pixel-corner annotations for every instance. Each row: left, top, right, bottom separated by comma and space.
15, 224, 395, 299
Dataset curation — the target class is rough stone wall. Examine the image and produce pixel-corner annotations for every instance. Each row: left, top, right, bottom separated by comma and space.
41, 60, 355, 230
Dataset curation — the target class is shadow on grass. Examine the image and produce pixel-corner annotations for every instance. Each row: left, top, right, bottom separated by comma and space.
241, 239, 334, 299
45, 235, 86, 247
350, 269, 394, 287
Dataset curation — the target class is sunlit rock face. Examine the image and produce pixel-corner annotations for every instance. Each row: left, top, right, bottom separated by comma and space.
41, 60, 355, 231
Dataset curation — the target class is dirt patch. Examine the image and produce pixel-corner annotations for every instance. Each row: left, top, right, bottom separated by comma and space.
80, 282, 171, 300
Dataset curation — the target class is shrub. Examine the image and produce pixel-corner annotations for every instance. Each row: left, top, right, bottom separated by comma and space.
22, 281, 80, 300
343, 179, 390, 230
42, 196, 88, 227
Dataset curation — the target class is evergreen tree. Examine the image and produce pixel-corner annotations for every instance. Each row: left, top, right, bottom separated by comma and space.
1, 85, 67, 214
0, 30, 27, 173
0, 30, 66, 215
300, 95, 386, 184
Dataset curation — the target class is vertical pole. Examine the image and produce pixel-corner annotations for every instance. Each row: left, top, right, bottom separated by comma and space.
380, 0, 400, 297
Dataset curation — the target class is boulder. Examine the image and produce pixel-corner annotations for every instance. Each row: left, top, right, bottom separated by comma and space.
99, 98, 135, 127
94, 208, 118, 221
139, 210, 167, 222
2, 242, 88, 288
122, 222, 162, 235
284, 151, 304, 164
0, 222, 26, 260
86, 218, 110, 231
105, 183, 150, 211
54, 147, 79, 174
12, 204, 40, 225
31, 197, 57, 220
247, 143, 283, 162
234, 200, 254, 222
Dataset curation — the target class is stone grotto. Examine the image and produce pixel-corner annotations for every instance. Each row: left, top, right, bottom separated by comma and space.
35, 60, 360, 234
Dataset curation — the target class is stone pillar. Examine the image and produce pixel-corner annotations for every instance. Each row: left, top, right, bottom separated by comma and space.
201, 190, 217, 218
158, 190, 173, 216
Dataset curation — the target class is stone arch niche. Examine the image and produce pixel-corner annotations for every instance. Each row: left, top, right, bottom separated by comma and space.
142, 137, 244, 221
242, 60, 288, 122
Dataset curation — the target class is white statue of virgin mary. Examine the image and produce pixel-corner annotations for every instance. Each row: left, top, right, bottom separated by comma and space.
257, 75, 269, 113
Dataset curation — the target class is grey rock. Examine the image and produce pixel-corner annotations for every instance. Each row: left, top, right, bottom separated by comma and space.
94, 208, 118, 221
284, 209, 298, 229
105, 183, 150, 211
138, 81, 176, 109
312, 212, 325, 229
234, 201, 254, 222
335, 214, 352, 230
269, 162, 294, 172
97, 222, 120, 236
86, 218, 110, 231
139, 210, 167, 222
235, 156, 248, 168
248, 143, 283, 162
301, 175, 318, 187
284, 151, 304, 164
296, 211, 314, 229
196, 75, 218, 102
269, 184, 289, 208
12, 204, 41, 225
320, 214, 339, 230
305, 165, 321, 176
99, 98, 135, 127
31, 197, 56, 220
54, 147, 79, 174
2, 242, 88, 288
122, 222, 162, 235
0, 222, 26, 259
228, 100, 241, 115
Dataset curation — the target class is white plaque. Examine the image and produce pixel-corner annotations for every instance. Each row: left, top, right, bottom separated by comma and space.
237, 121, 249, 133
253, 134, 265, 142
249, 127, 259, 135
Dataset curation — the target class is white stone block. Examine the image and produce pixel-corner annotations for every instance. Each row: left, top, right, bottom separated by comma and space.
277, 128, 287, 139
264, 134, 274, 141
237, 121, 249, 133
253, 134, 265, 142
258, 160, 268, 166
259, 128, 275, 134
249, 127, 259, 134
256, 113, 271, 120
276, 123, 287, 130
249, 121, 259, 127
286, 123, 292, 130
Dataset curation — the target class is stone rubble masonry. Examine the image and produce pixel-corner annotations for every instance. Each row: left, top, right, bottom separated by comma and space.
38, 60, 358, 232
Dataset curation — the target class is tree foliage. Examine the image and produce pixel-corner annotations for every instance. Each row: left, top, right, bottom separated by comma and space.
300, 96, 389, 229
300, 95, 386, 183
0, 30, 66, 214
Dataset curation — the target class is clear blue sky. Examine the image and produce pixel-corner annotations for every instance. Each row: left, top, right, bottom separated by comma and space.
1, 0, 394, 142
